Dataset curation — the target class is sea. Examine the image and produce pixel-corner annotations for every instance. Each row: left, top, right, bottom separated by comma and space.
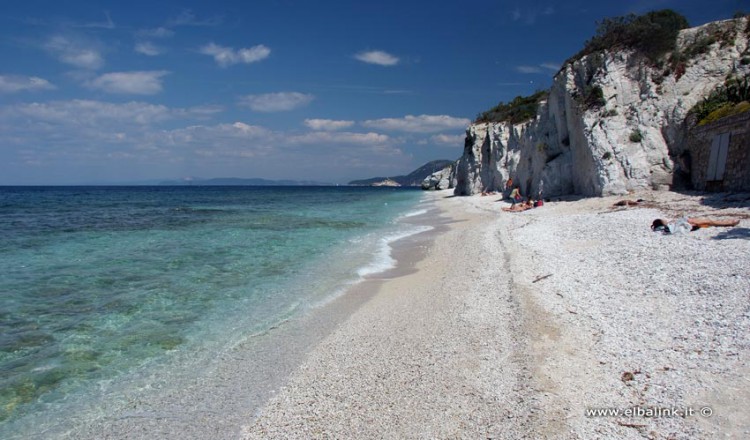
0, 185, 431, 438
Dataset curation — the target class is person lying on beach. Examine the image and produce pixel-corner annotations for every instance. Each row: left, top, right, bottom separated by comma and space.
651, 217, 740, 233
613, 199, 645, 207
502, 200, 534, 212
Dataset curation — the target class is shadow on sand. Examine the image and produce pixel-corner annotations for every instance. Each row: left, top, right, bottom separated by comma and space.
712, 227, 750, 241
673, 190, 750, 209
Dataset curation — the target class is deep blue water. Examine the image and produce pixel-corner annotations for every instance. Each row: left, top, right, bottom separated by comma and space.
0, 185, 425, 431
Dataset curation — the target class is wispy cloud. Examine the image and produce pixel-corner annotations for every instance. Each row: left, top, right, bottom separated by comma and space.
79, 11, 115, 29
134, 42, 164, 56
167, 9, 222, 27
136, 27, 175, 38
304, 119, 354, 131
354, 50, 399, 66
44, 35, 104, 69
430, 134, 465, 146
86, 71, 169, 95
516, 65, 543, 74
515, 62, 559, 74
362, 114, 470, 133
0, 75, 56, 93
509, 5, 556, 25
199, 43, 270, 67
238, 92, 314, 112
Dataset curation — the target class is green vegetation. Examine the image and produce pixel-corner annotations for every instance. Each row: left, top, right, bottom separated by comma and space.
581, 85, 606, 109
690, 74, 750, 125
629, 129, 643, 143
475, 90, 547, 124
567, 10, 689, 66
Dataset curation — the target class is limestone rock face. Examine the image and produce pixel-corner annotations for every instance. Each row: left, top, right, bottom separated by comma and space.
454, 18, 750, 197
421, 164, 456, 190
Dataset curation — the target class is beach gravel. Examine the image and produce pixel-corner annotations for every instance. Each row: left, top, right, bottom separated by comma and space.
244, 191, 750, 439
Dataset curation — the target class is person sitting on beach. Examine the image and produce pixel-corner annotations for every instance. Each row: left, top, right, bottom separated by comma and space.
509, 186, 523, 207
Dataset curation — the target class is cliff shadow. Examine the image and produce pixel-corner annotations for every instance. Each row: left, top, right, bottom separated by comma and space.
672, 190, 750, 209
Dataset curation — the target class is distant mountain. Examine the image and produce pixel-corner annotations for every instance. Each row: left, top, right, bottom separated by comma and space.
159, 177, 332, 186
348, 160, 454, 186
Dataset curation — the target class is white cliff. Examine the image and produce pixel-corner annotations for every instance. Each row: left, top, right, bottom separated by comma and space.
455, 17, 750, 197
421, 163, 457, 190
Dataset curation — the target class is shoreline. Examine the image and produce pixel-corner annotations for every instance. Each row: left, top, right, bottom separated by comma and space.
13, 190, 441, 440
244, 190, 750, 439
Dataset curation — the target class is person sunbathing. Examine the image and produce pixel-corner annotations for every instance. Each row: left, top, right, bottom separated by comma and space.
613, 199, 645, 207
651, 217, 740, 233
502, 200, 534, 212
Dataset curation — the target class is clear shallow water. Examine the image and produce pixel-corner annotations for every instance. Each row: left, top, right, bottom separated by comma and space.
0, 186, 425, 432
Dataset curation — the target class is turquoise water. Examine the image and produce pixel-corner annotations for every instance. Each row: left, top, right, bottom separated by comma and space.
0, 186, 426, 433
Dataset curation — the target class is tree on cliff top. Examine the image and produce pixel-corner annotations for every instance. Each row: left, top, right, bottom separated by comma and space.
568, 9, 689, 65
475, 90, 547, 124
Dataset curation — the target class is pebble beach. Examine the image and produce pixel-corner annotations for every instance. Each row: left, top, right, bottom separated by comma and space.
244, 190, 750, 439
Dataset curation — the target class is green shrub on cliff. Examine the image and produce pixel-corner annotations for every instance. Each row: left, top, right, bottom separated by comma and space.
475, 90, 547, 124
567, 9, 689, 66
691, 74, 750, 124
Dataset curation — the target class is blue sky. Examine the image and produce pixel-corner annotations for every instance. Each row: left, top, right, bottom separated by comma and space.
0, 0, 744, 184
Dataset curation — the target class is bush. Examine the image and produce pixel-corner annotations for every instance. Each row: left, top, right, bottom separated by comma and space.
566, 9, 689, 66
475, 90, 548, 124
690, 74, 750, 124
699, 101, 750, 125
629, 129, 643, 143
582, 85, 606, 109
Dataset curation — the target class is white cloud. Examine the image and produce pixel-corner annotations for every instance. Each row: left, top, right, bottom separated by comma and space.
238, 92, 314, 112
0, 75, 56, 93
289, 131, 390, 146
304, 119, 354, 131
9, 100, 174, 125
362, 114, 470, 133
45, 35, 104, 69
540, 62, 560, 71
135, 42, 163, 56
0, 99, 412, 182
430, 134, 465, 146
136, 27, 174, 38
86, 71, 169, 95
199, 43, 270, 67
354, 50, 399, 66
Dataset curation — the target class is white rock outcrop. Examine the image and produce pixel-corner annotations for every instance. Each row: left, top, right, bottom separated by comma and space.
455, 18, 750, 197
421, 164, 456, 190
